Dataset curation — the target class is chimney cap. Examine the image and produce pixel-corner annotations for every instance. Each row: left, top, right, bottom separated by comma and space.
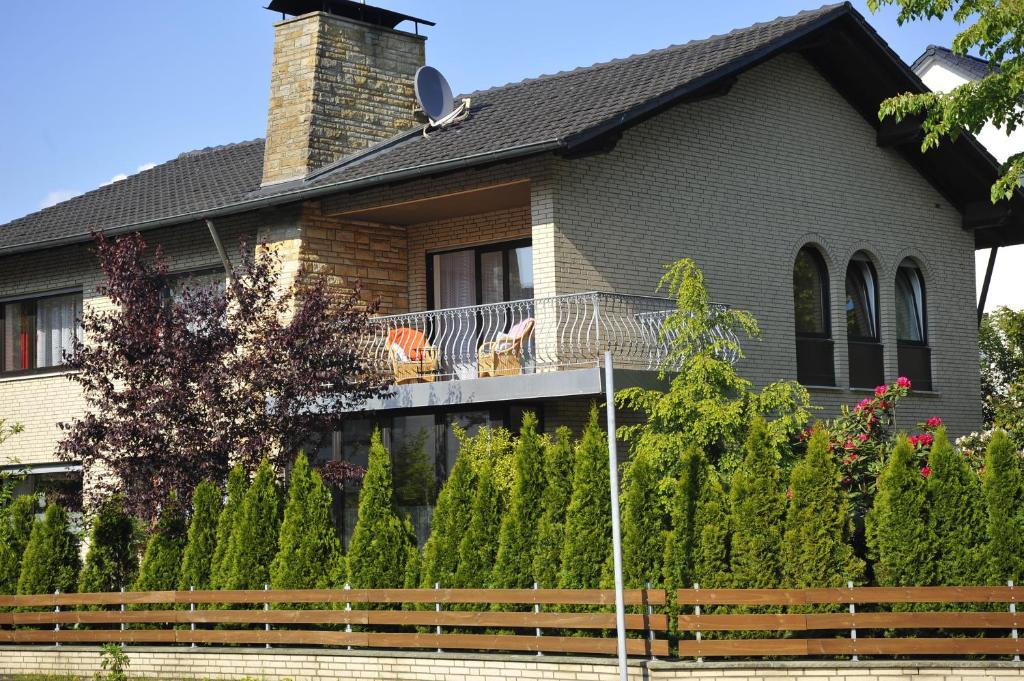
266, 0, 435, 29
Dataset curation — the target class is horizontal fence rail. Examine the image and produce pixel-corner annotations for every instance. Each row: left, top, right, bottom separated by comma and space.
0, 588, 667, 657
677, 585, 1024, 659
364, 292, 738, 382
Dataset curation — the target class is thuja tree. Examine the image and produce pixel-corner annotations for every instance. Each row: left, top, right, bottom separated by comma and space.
17, 504, 80, 595
419, 452, 473, 588
177, 480, 222, 591
133, 505, 187, 592
78, 497, 139, 593
271, 453, 343, 590
454, 459, 503, 588
729, 419, 786, 589
58, 231, 388, 524
531, 427, 575, 588
0, 495, 37, 594
347, 430, 411, 588
222, 460, 282, 590
982, 430, 1024, 584
559, 409, 611, 589
609, 450, 663, 589
210, 465, 248, 590
927, 428, 986, 585
782, 430, 862, 589
492, 412, 546, 588
867, 437, 935, 587
663, 447, 730, 590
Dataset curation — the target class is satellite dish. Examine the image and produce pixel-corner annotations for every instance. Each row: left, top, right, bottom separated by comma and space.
415, 66, 455, 123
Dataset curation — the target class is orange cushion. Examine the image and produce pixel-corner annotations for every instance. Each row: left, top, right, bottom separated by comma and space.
388, 327, 427, 362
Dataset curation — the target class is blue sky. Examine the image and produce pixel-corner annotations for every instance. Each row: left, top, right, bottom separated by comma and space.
5, 1, 1019, 309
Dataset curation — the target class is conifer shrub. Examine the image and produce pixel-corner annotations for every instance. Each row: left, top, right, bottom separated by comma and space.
209, 465, 248, 590
454, 459, 503, 589
17, 503, 80, 595
78, 496, 139, 593
402, 516, 422, 590
610, 450, 663, 588
222, 459, 282, 590
419, 451, 473, 588
133, 505, 187, 592
531, 427, 575, 588
867, 436, 935, 587
559, 408, 611, 589
177, 480, 221, 591
0, 495, 38, 594
729, 418, 785, 589
981, 430, 1024, 584
926, 428, 986, 585
491, 412, 546, 588
663, 447, 730, 590
781, 429, 862, 589
271, 453, 342, 590
347, 429, 411, 589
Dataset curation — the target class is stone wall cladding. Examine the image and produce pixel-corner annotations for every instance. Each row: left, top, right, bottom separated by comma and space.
261, 12, 425, 186
546, 53, 982, 435
0, 216, 258, 467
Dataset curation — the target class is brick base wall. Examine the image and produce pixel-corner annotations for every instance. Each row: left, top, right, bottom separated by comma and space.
2, 648, 1021, 681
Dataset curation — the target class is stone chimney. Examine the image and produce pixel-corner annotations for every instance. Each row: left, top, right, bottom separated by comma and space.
261, 1, 429, 186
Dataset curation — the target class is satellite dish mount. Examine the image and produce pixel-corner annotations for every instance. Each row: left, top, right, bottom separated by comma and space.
415, 66, 469, 133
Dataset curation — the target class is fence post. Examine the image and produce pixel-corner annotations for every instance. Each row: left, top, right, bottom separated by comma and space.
120, 586, 126, 648
435, 582, 442, 654
1010, 579, 1019, 662
263, 583, 270, 649
848, 580, 858, 662
693, 583, 701, 664
53, 589, 60, 648
344, 582, 352, 651
534, 581, 542, 656
646, 581, 656, 661
190, 585, 196, 649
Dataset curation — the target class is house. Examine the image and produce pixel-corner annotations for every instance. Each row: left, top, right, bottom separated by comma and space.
2, 1, 1020, 538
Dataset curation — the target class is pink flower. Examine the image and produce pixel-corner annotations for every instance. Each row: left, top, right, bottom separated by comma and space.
919, 432, 934, 447
920, 466, 932, 478
926, 416, 943, 428
786, 488, 793, 501
908, 435, 919, 447
857, 433, 869, 443
844, 439, 857, 451
874, 385, 888, 397
848, 453, 859, 461
896, 376, 912, 390
855, 398, 874, 413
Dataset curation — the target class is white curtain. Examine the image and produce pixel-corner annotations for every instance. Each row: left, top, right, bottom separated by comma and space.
35, 294, 82, 368
432, 250, 477, 378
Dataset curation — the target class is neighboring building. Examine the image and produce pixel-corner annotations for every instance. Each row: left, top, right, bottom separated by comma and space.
2, 1, 1021, 538
911, 45, 1024, 312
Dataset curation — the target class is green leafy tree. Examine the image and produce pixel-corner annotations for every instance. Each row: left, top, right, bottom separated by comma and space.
729, 419, 785, 588
663, 447, 731, 589
419, 452, 473, 588
531, 427, 575, 588
177, 480, 221, 590
454, 459, 503, 588
982, 430, 1024, 584
271, 452, 343, 590
867, 437, 935, 587
782, 430, 862, 588
927, 428, 986, 585
17, 503, 80, 595
222, 460, 282, 590
78, 497, 139, 593
0, 495, 38, 594
868, 1, 1024, 201
347, 429, 411, 588
209, 465, 248, 590
559, 408, 612, 589
133, 506, 186, 592
980, 307, 1024, 448
492, 412, 546, 587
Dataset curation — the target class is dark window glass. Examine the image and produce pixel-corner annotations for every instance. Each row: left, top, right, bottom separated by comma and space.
793, 248, 828, 336
896, 263, 926, 343
845, 257, 879, 341
1, 293, 82, 374
430, 240, 534, 309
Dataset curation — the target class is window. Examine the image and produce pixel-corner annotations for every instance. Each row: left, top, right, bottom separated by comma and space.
429, 240, 533, 309
895, 259, 932, 390
793, 247, 835, 386
1, 292, 83, 375
845, 253, 883, 389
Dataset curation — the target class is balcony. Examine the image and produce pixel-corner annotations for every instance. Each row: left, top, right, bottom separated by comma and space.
354, 292, 737, 411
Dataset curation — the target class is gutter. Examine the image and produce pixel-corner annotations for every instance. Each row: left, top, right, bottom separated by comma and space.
0, 139, 562, 257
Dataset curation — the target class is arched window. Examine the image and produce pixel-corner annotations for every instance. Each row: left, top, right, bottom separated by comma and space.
845, 253, 883, 388
793, 246, 834, 386
895, 259, 931, 390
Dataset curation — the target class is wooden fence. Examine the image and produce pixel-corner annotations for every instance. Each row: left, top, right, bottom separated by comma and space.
677, 585, 1023, 658
0, 588, 668, 657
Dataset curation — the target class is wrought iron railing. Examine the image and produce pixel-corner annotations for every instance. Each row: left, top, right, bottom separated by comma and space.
365, 292, 738, 382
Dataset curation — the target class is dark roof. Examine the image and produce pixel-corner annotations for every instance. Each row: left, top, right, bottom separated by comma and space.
912, 44, 992, 81
2, 2, 1021, 253
265, 0, 434, 29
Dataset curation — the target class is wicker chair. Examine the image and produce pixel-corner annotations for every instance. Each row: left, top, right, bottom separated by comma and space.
387, 327, 439, 384
478, 318, 534, 378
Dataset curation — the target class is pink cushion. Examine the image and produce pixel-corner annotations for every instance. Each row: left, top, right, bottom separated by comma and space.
507, 318, 533, 338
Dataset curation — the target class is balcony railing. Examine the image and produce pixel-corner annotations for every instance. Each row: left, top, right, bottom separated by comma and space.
365, 292, 738, 383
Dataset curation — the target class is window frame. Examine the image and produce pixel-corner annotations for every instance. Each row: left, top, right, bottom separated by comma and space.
793, 246, 832, 340
895, 261, 928, 347
0, 288, 84, 378
844, 255, 881, 343
426, 238, 533, 310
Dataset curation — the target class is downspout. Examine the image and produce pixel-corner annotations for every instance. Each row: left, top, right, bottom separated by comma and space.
205, 218, 239, 296
978, 246, 999, 327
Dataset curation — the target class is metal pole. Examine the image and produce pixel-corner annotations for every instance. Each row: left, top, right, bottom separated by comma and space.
190, 586, 196, 649
1010, 579, 1019, 662
848, 580, 858, 662
264, 583, 270, 649
54, 589, 60, 648
604, 351, 628, 681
